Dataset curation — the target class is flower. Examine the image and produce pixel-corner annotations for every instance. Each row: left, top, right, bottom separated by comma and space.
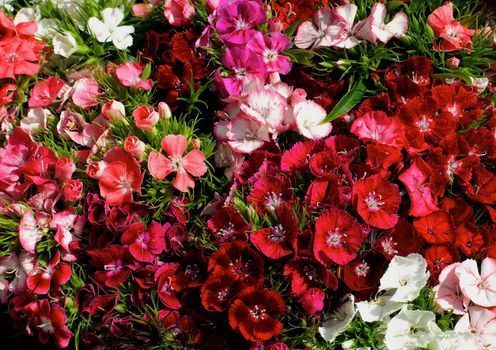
433, 262, 469, 315
132, 105, 159, 132
26, 251, 72, 295
101, 100, 125, 121
379, 253, 430, 302
121, 221, 166, 262
28, 76, 64, 108
201, 272, 239, 312
52, 31, 78, 58
455, 258, 496, 307
88, 7, 134, 50
71, 78, 101, 109
115, 62, 153, 90
352, 174, 400, 229
430, 330, 481, 350
412, 211, 454, 244
454, 306, 496, 348
0, 37, 41, 79
356, 290, 404, 322
163, 0, 195, 27
89, 245, 134, 288
99, 148, 144, 206
247, 175, 294, 215
147, 134, 207, 192
313, 208, 366, 266
228, 286, 286, 342
294, 99, 333, 140
384, 308, 441, 350
247, 32, 292, 74
319, 294, 356, 343
355, 3, 408, 44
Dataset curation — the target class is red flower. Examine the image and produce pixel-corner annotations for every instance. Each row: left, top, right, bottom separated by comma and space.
313, 208, 366, 266
352, 174, 401, 229
171, 251, 208, 291
207, 207, 251, 243
281, 140, 322, 174
424, 244, 459, 282
28, 76, 64, 108
398, 158, 439, 217
343, 251, 386, 292
413, 211, 454, 244
309, 149, 341, 179
25, 299, 73, 348
454, 222, 488, 258
366, 144, 403, 170
0, 38, 40, 79
431, 84, 479, 128
250, 205, 297, 259
208, 241, 264, 285
350, 111, 406, 149
155, 263, 182, 309
26, 251, 71, 295
283, 257, 338, 296
89, 245, 134, 288
374, 219, 423, 259
62, 179, 83, 201
247, 175, 294, 215
298, 288, 325, 315
99, 148, 144, 206
201, 272, 239, 312
228, 286, 286, 342
121, 221, 167, 262
305, 178, 342, 210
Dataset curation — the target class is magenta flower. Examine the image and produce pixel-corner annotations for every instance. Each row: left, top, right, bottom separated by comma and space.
148, 134, 208, 192
215, 0, 266, 45
121, 221, 167, 262
247, 32, 292, 74
115, 62, 153, 90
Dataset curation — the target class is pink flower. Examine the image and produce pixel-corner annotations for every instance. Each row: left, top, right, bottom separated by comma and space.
121, 221, 167, 262
28, 76, 64, 108
0, 38, 40, 79
101, 100, 125, 121
133, 105, 159, 132
350, 111, 406, 149
163, 0, 195, 27
18, 211, 49, 254
148, 134, 207, 192
299, 288, 325, 315
355, 3, 408, 44
115, 62, 153, 90
99, 148, 144, 206
57, 111, 103, 147
27, 251, 72, 295
456, 258, 496, 307
55, 157, 76, 182
247, 32, 292, 74
124, 135, 145, 159
63, 179, 83, 201
433, 262, 469, 315
0, 252, 35, 294
50, 208, 85, 261
71, 78, 101, 109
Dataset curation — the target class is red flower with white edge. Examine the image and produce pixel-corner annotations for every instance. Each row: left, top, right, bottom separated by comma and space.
99, 148, 144, 206
352, 174, 401, 229
148, 134, 207, 192
228, 286, 286, 342
250, 205, 297, 259
121, 221, 167, 262
247, 175, 294, 215
88, 245, 134, 288
27, 251, 71, 295
28, 76, 64, 108
313, 208, 367, 266
25, 299, 74, 348
208, 241, 264, 285
283, 257, 338, 296
201, 272, 239, 312
424, 244, 460, 282
350, 111, 406, 149
413, 211, 454, 244
398, 158, 439, 217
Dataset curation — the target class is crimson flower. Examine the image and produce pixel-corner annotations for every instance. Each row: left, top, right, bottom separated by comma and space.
431, 84, 480, 128
89, 245, 134, 288
99, 148, 144, 206
313, 208, 366, 266
148, 134, 207, 192
250, 205, 297, 259
374, 219, 423, 260
352, 174, 401, 229
281, 140, 322, 174
26, 251, 71, 295
424, 245, 460, 282
207, 207, 250, 243
25, 299, 73, 348
247, 175, 294, 215
283, 257, 338, 296
155, 263, 181, 309
28, 76, 64, 108
201, 272, 239, 312
454, 222, 488, 258
121, 221, 167, 262
228, 286, 286, 342
343, 251, 386, 292
309, 149, 341, 179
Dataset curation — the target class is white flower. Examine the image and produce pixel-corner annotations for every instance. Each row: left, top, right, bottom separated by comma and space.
319, 294, 356, 343
53, 32, 78, 58
13, 7, 38, 25
379, 253, 430, 302
356, 290, 404, 322
456, 258, 496, 307
21, 108, 50, 135
37, 18, 58, 38
384, 308, 441, 350
430, 331, 483, 350
454, 306, 496, 349
88, 8, 135, 50
0, 0, 14, 11
293, 99, 332, 140
470, 77, 489, 94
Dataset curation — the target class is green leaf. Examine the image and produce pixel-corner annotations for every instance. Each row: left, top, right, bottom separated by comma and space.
323, 79, 366, 123
284, 49, 316, 66
141, 63, 152, 80
284, 18, 305, 38
386, 0, 408, 12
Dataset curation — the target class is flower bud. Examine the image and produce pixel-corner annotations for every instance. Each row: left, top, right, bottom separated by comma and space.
102, 100, 125, 122
133, 105, 159, 132
191, 138, 201, 149
63, 179, 83, 201
124, 136, 146, 159
447, 57, 460, 68
55, 157, 76, 182
158, 102, 172, 119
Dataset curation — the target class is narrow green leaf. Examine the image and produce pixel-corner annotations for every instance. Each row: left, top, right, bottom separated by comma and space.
322, 79, 366, 123
284, 18, 305, 38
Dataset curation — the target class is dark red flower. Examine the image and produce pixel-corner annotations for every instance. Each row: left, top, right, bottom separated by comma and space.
309, 150, 341, 179
208, 241, 264, 285
352, 174, 401, 229
413, 211, 454, 244
89, 245, 134, 288
454, 222, 488, 258
250, 205, 297, 259
313, 208, 366, 266
207, 207, 250, 243
305, 178, 341, 211
366, 144, 403, 170
25, 299, 73, 348
171, 251, 208, 291
283, 257, 338, 296
155, 263, 182, 309
201, 272, 239, 312
431, 84, 480, 128
228, 286, 286, 342
374, 219, 423, 259
343, 250, 386, 291
281, 140, 322, 174
247, 175, 294, 215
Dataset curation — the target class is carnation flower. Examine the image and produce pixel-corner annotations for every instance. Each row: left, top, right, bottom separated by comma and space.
379, 253, 430, 302
28, 76, 64, 108
456, 258, 496, 307
454, 306, 496, 349
352, 174, 401, 229
88, 7, 134, 50
433, 262, 469, 315
27, 250, 72, 295
283, 257, 338, 296
247, 175, 293, 215
430, 330, 481, 350
247, 32, 292, 74
163, 0, 195, 27
89, 245, 134, 288
354, 3, 407, 44
121, 221, 167, 262
319, 294, 356, 343
293, 100, 333, 140
412, 211, 454, 244
52, 31, 78, 58
201, 272, 239, 312
356, 290, 404, 322
115, 62, 153, 90
384, 308, 441, 350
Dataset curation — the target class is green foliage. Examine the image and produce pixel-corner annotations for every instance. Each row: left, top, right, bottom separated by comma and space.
0, 216, 19, 257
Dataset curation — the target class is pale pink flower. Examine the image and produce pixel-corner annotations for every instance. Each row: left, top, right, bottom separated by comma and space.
355, 3, 408, 44
433, 262, 469, 315
115, 62, 153, 90
454, 306, 496, 349
456, 258, 496, 307
71, 78, 101, 109
295, 8, 344, 49
18, 211, 50, 254
148, 135, 207, 192
163, 0, 195, 27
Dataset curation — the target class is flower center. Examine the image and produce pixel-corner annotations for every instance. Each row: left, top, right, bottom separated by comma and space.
364, 191, 384, 212
303, 264, 317, 281
249, 304, 267, 320
416, 115, 432, 132
38, 316, 55, 334
265, 192, 283, 211
235, 18, 248, 30
234, 68, 247, 79
326, 228, 342, 247
170, 156, 183, 172
218, 222, 235, 238
354, 262, 370, 277
217, 289, 229, 301
263, 49, 278, 62
446, 103, 460, 117
268, 224, 285, 242
381, 237, 399, 256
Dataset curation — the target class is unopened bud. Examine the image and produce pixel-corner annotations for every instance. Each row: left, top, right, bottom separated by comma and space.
158, 102, 172, 119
